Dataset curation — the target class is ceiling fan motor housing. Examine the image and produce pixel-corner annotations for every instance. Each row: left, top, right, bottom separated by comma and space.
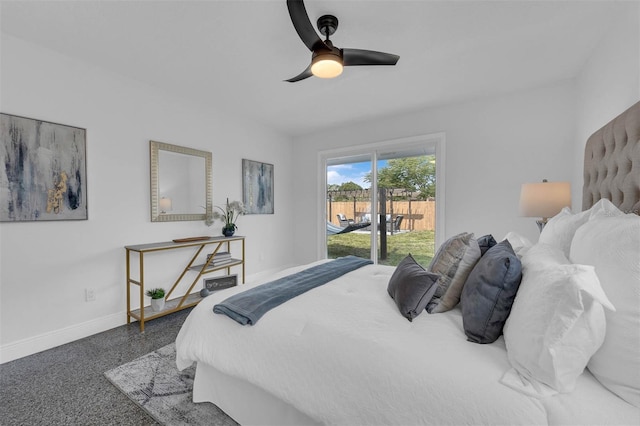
317, 15, 338, 37
312, 40, 342, 60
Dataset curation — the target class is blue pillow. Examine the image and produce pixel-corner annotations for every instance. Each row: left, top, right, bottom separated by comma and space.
387, 254, 441, 322
461, 239, 522, 344
477, 234, 497, 256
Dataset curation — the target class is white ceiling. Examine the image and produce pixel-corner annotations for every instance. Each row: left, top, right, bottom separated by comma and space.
0, 0, 622, 137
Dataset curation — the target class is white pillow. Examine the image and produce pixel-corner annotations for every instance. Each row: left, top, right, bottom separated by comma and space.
570, 214, 640, 407
521, 242, 569, 269
539, 208, 590, 257
539, 199, 623, 258
503, 231, 533, 259
586, 198, 626, 219
503, 262, 614, 395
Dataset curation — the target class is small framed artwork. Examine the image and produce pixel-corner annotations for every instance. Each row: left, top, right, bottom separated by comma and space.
242, 159, 274, 214
203, 274, 238, 292
0, 113, 88, 222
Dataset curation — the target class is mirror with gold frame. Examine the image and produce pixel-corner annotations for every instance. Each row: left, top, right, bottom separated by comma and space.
150, 140, 212, 222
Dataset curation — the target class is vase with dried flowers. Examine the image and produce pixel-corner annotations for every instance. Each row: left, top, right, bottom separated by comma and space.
209, 198, 246, 236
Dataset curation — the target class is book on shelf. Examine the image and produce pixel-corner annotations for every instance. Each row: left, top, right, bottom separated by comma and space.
206, 257, 236, 267
192, 256, 237, 272
207, 251, 231, 260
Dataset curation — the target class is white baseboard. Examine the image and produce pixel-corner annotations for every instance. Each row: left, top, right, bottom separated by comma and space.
0, 311, 126, 364
0, 268, 300, 364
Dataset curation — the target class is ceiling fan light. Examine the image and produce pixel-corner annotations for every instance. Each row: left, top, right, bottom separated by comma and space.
311, 53, 343, 78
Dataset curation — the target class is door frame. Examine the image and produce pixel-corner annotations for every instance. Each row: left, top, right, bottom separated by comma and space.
317, 132, 446, 262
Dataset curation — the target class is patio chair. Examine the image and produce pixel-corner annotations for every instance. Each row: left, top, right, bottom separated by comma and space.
388, 215, 404, 232
394, 215, 404, 231
337, 213, 354, 227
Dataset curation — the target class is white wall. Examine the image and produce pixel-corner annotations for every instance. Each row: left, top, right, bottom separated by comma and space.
291, 2, 640, 266
3, 1, 636, 364
573, 1, 640, 210
0, 34, 295, 362
291, 82, 576, 265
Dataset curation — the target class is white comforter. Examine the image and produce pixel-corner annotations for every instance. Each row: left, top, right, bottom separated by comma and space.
177, 261, 549, 425
176, 261, 637, 425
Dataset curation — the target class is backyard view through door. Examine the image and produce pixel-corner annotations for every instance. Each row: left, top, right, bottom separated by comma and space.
326, 149, 436, 266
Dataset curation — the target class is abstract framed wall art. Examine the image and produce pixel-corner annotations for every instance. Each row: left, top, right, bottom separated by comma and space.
0, 113, 88, 222
242, 159, 274, 214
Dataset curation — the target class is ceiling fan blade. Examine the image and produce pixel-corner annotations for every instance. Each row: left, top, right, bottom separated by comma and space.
285, 65, 313, 83
287, 0, 324, 52
343, 48, 400, 66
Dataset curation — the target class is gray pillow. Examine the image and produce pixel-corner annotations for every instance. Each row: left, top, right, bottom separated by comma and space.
461, 239, 523, 344
387, 254, 441, 322
426, 232, 481, 313
477, 234, 497, 256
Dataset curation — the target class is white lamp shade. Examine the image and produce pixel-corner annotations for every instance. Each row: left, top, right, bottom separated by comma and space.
519, 181, 571, 219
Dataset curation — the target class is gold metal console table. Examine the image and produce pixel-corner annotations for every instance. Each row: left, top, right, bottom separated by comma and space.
125, 236, 245, 331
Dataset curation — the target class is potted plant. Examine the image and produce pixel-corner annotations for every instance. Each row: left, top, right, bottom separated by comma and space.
146, 288, 166, 312
210, 198, 246, 237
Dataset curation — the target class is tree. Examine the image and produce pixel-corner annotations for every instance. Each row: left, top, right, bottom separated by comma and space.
364, 156, 435, 199
338, 181, 363, 191
328, 181, 364, 201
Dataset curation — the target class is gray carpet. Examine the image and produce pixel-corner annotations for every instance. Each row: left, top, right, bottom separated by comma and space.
105, 343, 237, 426
0, 309, 193, 425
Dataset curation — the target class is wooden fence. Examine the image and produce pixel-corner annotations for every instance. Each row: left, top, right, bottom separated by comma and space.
327, 200, 435, 231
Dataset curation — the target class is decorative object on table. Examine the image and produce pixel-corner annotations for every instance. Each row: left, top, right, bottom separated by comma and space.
204, 210, 214, 226
206, 251, 235, 266
242, 159, 274, 214
210, 198, 245, 236
519, 179, 571, 232
146, 288, 166, 312
172, 236, 211, 243
204, 274, 238, 293
0, 113, 88, 222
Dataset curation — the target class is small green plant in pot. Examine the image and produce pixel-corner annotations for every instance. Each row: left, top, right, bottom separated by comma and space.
146, 288, 166, 312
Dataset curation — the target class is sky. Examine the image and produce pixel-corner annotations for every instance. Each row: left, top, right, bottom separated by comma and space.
327, 161, 379, 188
327, 160, 391, 188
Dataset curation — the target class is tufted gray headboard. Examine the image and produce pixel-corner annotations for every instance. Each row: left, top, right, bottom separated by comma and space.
583, 101, 640, 214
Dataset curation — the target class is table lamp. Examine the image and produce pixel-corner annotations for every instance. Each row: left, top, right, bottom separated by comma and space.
519, 180, 571, 232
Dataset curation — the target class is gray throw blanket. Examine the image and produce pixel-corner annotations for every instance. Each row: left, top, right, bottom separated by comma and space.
213, 256, 373, 325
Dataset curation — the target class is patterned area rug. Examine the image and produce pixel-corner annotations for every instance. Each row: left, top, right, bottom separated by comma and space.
104, 343, 237, 425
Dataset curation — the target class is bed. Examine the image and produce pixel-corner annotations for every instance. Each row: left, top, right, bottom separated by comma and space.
176, 101, 640, 425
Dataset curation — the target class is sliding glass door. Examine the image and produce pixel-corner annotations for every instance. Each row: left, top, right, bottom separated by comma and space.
324, 137, 441, 267
326, 155, 373, 261
375, 150, 436, 266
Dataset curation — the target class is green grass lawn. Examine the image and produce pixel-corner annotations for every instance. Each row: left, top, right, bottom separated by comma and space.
327, 230, 435, 267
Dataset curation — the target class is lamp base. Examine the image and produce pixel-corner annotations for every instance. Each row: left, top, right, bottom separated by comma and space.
536, 219, 548, 233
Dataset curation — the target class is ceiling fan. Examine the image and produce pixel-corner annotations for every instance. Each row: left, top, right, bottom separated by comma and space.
285, 0, 400, 82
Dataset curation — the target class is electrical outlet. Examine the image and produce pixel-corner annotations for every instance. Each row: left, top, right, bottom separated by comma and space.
85, 288, 96, 302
